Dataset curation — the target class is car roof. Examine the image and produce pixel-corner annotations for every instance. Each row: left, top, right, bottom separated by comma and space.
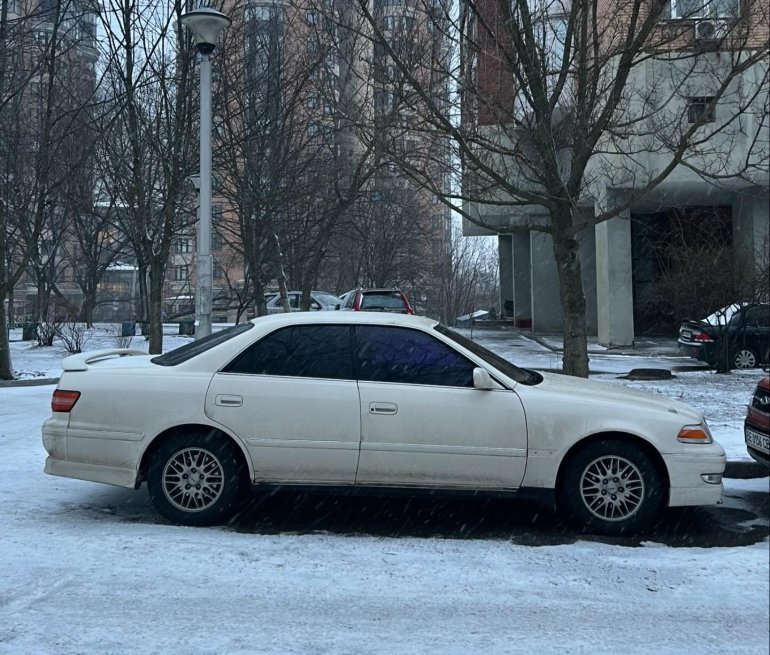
250, 310, 433, 329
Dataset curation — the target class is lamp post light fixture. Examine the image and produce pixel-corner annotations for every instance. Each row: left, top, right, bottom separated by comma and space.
180, 5, 230, 339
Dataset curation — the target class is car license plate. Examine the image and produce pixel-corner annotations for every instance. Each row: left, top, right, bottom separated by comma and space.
681, 329, 692, 339
745, 427, 770, 455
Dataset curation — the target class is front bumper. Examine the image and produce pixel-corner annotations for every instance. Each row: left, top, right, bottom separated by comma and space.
664, 452, 726, 507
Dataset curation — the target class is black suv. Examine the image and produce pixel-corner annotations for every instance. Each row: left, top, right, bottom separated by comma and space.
678, 303, 770, 370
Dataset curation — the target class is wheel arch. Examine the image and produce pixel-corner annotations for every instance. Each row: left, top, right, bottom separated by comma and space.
555, 431, 671, 497
138, 423, 252, 484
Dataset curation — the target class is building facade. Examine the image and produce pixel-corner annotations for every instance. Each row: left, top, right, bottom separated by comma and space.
462, 0, 769, 343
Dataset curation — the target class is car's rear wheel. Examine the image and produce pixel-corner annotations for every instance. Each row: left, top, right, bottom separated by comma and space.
733, 347, 758, 370
558, 440, 665, 534
147, 431, 246, 526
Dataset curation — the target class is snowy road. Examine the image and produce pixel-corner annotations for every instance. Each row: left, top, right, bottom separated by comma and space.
1, 384, 768, 654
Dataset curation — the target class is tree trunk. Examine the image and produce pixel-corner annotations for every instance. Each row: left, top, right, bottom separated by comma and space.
147, 262, 164, 354
78, 288, 96, 326
0, 298, 14, 380
552, 216, 590, 377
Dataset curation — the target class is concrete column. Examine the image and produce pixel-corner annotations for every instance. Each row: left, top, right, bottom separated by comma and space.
511, 233, 531, 326
596, 210, 634, 347
530, 232, 562, 332
498, 235, 513, 318
732, 192, 770, 287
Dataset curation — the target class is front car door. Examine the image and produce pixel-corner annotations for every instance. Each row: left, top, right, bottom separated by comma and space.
205, 324, 360, 484
354, 325, 528, 489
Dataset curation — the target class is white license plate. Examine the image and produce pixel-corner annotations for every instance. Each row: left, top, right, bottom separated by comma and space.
681, 329, 692, 339
745, 427, 770, 455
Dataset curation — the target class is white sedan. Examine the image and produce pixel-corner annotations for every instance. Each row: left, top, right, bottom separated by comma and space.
42, 313, 725, 533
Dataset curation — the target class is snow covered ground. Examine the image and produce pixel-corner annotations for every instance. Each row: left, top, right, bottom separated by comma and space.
1, 324, 768, 654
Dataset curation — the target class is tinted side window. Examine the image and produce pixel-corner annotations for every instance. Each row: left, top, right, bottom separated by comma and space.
152, 322, 254, 366
743, 305, 770, 328
223, 325, 354, 379
355, 326, 475, 387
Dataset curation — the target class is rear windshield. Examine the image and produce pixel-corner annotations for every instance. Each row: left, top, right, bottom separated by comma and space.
151, 322, 254, 366
361, 292, 406, 310
435, 325, 542, 385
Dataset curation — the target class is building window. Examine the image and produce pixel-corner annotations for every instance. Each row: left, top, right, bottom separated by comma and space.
687, 97, 716, 123
174, 266, 189, 281
671, 0, 739, 19
246, 3, 274, 22
177, 239, 192, 254
8, 0, 23, 15
306, 9, 318, 25
307, 92, 320, 109
308, 121, 321, 137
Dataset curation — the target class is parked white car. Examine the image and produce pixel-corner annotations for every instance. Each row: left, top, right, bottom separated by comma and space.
42, 313, 725, 533
265, 290, 341, 314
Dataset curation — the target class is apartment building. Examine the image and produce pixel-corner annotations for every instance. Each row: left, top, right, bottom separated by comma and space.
462, 0, 769, 343
204, 0, 453, 315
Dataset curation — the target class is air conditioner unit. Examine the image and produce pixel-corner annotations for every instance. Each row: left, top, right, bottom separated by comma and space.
694, 19, 727, 42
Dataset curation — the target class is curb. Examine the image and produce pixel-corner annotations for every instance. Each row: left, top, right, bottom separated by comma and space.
0, 377, 60, 388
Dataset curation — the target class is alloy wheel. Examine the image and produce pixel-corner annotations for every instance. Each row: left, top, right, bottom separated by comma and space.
161, 447, 225, 512
579, 455, 645, 522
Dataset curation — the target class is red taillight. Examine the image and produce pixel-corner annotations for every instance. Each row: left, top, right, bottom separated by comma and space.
51, 390, 81, 413
694, 333, 714, 342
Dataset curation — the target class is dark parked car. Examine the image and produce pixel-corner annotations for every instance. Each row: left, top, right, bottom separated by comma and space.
338, 288, 414, 314
678, 303, 770, 370
745, 377, 770, 467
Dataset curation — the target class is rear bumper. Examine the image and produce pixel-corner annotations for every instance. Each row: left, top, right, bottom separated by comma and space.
677, 341, 712, 364
44, 456, 139, 489
42, 419, 142, 489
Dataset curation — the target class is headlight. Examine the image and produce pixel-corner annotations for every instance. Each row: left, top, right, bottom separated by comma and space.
677, 423, 713, 444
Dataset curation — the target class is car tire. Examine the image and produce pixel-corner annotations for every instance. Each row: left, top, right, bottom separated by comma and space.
732, 348, 758, 370
147, 431, 246, 526
558, 440, 665, 534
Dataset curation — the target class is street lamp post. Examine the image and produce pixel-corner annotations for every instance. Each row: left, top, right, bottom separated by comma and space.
180, 6, 230, 339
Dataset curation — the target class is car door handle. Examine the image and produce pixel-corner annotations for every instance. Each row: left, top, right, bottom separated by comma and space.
369, 402, 397, 415
216, 394, 243, 407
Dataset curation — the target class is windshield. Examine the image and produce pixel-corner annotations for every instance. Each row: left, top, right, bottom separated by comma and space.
435, 325, 542, 385
151, 322, 254, 366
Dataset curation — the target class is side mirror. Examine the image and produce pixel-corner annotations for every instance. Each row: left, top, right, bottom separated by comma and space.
310, 302, 320, 310
473, 367, 498, 390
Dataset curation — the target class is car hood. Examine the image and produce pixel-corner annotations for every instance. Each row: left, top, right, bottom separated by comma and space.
531, 371, 704, 424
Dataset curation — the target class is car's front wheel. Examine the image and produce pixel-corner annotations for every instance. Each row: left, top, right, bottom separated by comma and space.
147, 431, 246, 526
558, 440, 665, 534
733, 347, 758, 370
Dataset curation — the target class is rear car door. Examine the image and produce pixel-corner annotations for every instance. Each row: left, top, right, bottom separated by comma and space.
354, 325, 527, 489
205, 324, 361, 484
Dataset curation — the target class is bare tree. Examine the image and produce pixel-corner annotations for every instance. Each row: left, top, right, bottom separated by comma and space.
349, 0, 769, 376
95, 0, 197, 353
1, 0, 98, 378
214, 0, 383, 315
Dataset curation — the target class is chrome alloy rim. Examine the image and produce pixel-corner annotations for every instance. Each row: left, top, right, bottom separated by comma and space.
580, 455, 645, 522
162, 448, 225, 512
734, 350, 756, 369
